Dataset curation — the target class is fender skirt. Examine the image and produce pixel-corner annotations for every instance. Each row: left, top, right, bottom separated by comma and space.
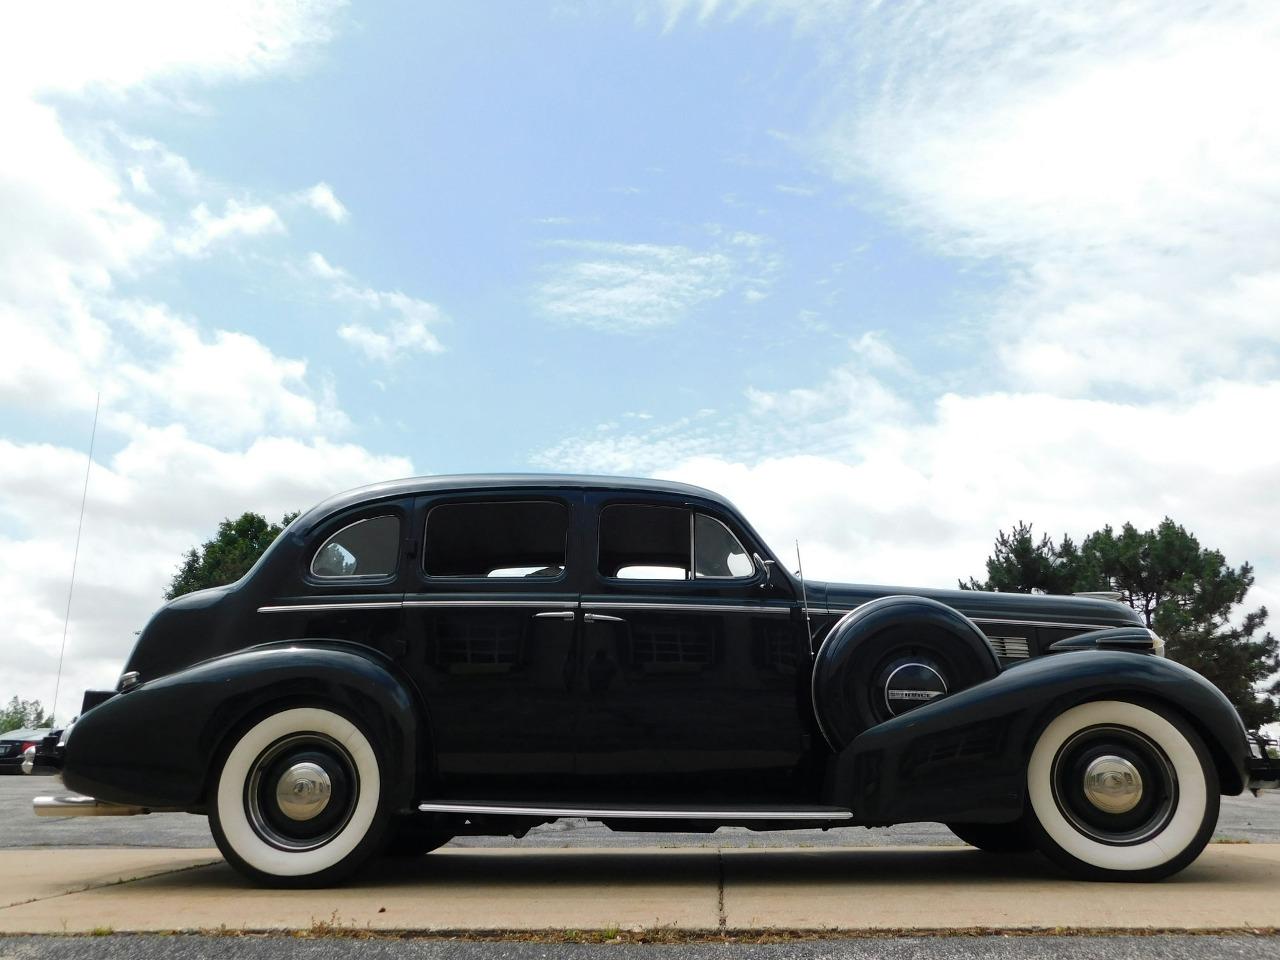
62, 642, 421, 813
823, 649, 1251, 825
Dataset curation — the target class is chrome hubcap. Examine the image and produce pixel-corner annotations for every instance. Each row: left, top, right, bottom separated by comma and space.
1082, 754, 1144, 814
275, 761, 332, 821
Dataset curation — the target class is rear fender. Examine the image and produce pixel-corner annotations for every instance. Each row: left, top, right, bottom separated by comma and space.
62, 642, 423, 812
824, 650, 1250, 825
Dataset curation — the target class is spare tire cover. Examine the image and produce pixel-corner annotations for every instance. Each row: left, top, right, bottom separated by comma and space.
811, 595, 1000, 749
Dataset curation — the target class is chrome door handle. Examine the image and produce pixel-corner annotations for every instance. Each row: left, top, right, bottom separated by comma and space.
533, 611, 575, 620
583, 613, 625, 623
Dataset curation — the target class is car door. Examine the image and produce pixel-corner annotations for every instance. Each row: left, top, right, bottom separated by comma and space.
575, 492, 812, 805
401, 491, 583, 800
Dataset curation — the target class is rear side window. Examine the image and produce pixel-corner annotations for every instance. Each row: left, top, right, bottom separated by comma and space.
311, 515, 401, 578
425, 500, 569, 578
599, 504, 690, 579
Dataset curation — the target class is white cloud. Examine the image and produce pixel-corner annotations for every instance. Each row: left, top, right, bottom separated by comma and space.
298, 181, 349, 223
308, 253, 447, 361
113, 301, 347, 441
173, 199, 285, 257
534, 233, 779, 331
656, 2, 1280, 396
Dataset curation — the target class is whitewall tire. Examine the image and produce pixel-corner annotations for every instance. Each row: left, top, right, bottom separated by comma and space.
1026, 700, 1218, 881
209, 706, 389, 886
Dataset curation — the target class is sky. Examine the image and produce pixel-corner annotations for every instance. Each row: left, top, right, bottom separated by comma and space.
1, 0, 1278, 724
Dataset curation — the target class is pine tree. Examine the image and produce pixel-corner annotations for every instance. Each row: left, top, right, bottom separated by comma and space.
964, 518, 1279, 728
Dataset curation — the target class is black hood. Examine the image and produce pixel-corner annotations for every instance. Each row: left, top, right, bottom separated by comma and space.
814, 581, 1144, 629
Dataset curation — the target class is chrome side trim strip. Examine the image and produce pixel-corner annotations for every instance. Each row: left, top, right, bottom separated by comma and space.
803, 607, 830, 616
417, 801, 853, 820
970, 616, 1119, 631
818, 607, 1123, 633
404, 600, 578, 609
580, 602, 792, 616
258, 601, 404, 614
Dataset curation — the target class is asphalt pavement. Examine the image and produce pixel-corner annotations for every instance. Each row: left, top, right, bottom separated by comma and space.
4, 774, 1280, 849
1, 936, 1278, 960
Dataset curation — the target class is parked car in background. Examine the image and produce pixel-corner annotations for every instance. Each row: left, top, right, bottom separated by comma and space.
0, 728, 51, 775
35, 475, 1280, 886
29, 729, 65, 775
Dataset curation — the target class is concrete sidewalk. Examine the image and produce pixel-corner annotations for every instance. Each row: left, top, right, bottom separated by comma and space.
1, 845, 1278, 935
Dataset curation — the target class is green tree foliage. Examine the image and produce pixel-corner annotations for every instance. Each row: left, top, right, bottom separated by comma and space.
0, 695, 51, 733
963, 519, 1280, 728
165, 511, 299, 601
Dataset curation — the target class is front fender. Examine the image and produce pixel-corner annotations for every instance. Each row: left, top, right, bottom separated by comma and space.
824, 650, 1251, 825
63, 642, 422, 812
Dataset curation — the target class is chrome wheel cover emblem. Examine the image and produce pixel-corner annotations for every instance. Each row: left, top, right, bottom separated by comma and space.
275, 761, 332, 821
1082, 754, 1143, 814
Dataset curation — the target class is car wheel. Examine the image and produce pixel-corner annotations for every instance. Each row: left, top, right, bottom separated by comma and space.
384, 815, 453, 857
946, 819, 1035, 853
209, 706, 390, 887
1025, 699, 1218, 881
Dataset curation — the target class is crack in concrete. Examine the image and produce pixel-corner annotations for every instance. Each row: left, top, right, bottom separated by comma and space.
716, 849, 726, 932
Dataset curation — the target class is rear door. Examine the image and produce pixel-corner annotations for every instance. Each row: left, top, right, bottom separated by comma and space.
401, 491, 582, 800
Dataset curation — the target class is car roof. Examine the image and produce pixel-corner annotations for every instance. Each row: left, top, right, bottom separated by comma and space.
296, 474, 737, 532
0, 728, 50, 740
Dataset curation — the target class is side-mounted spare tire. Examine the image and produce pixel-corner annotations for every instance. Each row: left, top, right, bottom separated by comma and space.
811, 596, 1001, 749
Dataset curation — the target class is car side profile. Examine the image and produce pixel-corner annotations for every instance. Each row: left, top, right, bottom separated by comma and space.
37, 475, 1280, 886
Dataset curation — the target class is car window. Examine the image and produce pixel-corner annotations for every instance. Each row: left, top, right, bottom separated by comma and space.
425, 500, 568, 578
694, 513, 753, 578
598, 504, 690, 580
311, 515, 401, 578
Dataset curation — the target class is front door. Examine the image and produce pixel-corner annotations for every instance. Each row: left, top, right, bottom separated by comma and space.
401, 492, 582, 800
575, 494, 811, 804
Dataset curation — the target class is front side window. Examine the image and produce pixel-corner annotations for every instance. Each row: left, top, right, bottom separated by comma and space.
425, 500, 569, 578
311, 515, 401, 578
598, 504, 754, 581
694, 513, 753, 578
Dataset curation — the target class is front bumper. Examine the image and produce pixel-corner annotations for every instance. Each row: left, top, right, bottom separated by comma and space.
1247, 733, 1280, 794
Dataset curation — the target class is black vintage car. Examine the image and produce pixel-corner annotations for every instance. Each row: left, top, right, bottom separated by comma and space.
37, 475, 1279, 886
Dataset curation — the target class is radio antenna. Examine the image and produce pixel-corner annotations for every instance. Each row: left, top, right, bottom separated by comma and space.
796, 540, 814, 656
52, 391, 99, 724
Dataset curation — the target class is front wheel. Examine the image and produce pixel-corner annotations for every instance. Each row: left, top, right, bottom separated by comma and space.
1025, 700, 1218, 882
209, 706, 391, 887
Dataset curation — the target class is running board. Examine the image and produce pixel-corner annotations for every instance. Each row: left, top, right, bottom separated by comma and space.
417, 801, 853, 820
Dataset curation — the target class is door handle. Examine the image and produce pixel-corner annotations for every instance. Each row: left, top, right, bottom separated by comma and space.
533, 611, 575, 620
583, 612, 625, 623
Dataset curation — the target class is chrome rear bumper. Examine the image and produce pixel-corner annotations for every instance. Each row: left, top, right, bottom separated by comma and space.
33, 794, 152, 817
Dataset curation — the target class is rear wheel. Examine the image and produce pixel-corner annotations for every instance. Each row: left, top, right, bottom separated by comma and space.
209, 706, 391, 887
1025, 700, 1218, 881
946, 819, 1035, 853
